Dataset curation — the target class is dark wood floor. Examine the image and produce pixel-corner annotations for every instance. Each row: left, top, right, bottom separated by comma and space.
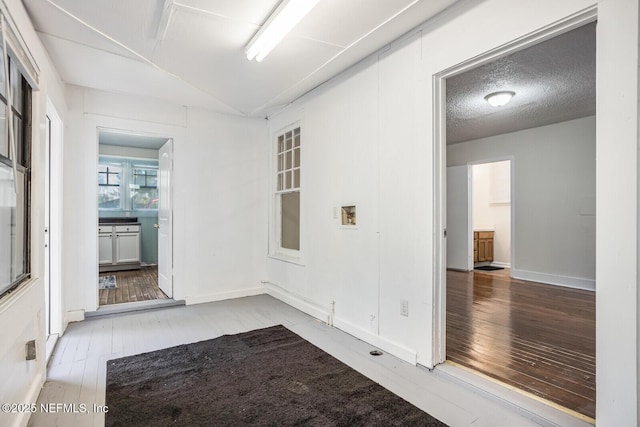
99, 266, 168, 306
446, 269, 596, 420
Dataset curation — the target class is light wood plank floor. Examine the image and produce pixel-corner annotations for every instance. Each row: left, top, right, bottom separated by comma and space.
447, 269, 596, 420
99, 266, 168, 306
31, 295, 592, 427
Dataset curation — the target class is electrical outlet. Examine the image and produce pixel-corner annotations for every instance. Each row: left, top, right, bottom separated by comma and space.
400, 300, 409, 317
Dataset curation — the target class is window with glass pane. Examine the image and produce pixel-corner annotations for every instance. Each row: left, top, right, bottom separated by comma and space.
0, 54, 32, 298
275, 127, 300, 252
98, 163, 122, 209
131, 167, 158, 210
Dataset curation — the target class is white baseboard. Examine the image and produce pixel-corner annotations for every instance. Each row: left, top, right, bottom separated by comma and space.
64, 309, 85, 328
332, 317, 417, 365
511, 269, 595, 291
185, 287, 266, 305
491, 261, 511, 268
16, 370, 45, 427
264, 282, 417, 365
264, 282, 331, 324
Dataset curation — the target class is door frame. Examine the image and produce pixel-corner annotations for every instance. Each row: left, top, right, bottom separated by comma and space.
45, 98, 63, 358
467, 157, 515, 270
431, 9, 597, 365
94, 127, 174, 307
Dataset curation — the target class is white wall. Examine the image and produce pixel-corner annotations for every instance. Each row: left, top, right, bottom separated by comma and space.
472, 161, 511, 266
0, 0, 69, 426
450, 117, 595, 288
264, 0, 639, 424
178, 108, 268, 304
62, 87, 268, 314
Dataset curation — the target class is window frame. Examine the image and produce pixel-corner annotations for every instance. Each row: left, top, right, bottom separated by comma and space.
271, 123, 302, 260
0, 57, 32, 299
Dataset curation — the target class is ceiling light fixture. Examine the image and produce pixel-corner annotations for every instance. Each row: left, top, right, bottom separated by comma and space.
246, 0, 320, 62
484, 91, 515, 107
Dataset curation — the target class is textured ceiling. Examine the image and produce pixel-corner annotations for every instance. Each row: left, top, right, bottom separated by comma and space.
446, 22, 596, 144
22, 0, 459, 117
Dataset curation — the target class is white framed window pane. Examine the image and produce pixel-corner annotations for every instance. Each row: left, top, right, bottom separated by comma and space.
278, 135, 284, 153
0, 46, 5, 99
294, 128, 300, 147
294, 148, 300, 168
285, 150, 292, 169
278, 154, 283, 172
293, 169, 300, 188
280, 191, 300, 250
0, 162, 16, 291
0, 104, 6, 158
13, 169, 25, 281
285, 170, 292, 189
13, 115, 22, 164
286, 132, 292, 150
10, 60, 22, 114
131, 187, 159, 210
277, 173, 283, 191
98, 186, 121, 209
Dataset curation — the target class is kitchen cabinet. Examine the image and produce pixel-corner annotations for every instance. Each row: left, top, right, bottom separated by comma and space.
99, 223, 141, 272
474, 230, 494, 263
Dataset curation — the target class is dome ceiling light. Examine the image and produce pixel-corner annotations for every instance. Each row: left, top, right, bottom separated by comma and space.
484, 91, 515, 107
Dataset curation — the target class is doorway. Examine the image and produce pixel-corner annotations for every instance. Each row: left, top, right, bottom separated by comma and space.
434, 15, 597, 421
96, 129, 173, 307
44, 99, 63, 361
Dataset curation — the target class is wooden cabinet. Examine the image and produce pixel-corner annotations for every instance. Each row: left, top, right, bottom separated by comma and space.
99, 224, 141, 272
474, 231, 494, 263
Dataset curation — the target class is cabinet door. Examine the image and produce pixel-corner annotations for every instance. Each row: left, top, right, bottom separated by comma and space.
487, 239, 494, 261
115, 233, 140, 263
98, 233, 113, 264
478, 239, 487, 262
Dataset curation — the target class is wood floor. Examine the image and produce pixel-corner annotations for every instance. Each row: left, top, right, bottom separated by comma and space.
446, 269, 596, 420
32, 295, 589, 427
99, 266, 168, 306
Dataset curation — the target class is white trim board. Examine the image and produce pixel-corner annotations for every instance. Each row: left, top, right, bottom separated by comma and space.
184, 287, 266, 306
265, 282, 418, 365
511, 269, 595, 291
264, 281, 331, 325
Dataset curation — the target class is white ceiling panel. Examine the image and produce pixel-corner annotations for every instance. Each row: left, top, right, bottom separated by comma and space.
33, 0, 160, 58
290, 0, 416, 48
155, 7, 343, 114
99, 130, 169, 149
174, 0, 279, 25
38, 33, 241, 114
23, 0, 139, 60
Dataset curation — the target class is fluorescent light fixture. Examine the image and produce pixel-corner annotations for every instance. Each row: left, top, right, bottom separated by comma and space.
484, 91, 515, 107
246, 0, 320, 62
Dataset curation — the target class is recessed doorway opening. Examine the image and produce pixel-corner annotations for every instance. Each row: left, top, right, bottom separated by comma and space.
434, 13, 597, 422
96, 129, 174, 308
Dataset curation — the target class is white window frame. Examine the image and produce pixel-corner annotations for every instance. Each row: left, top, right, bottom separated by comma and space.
271, 123, 302, 261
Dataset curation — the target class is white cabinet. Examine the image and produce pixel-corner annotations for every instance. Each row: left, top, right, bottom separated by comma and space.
98, 233, 113, 264
99, 223, 141, 272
